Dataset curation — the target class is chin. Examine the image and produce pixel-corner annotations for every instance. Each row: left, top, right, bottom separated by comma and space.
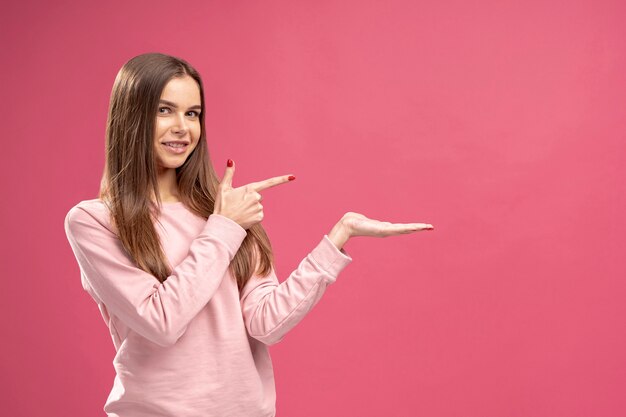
157, 156, 190, 170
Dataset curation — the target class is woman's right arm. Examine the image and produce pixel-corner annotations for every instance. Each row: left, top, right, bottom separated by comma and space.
64, 206, 247, 348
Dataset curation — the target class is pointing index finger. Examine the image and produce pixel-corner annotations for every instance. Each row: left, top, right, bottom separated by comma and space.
249, 175, 295, 192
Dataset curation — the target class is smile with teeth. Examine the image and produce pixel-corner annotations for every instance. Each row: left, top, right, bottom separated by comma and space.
162, 142, 189, 154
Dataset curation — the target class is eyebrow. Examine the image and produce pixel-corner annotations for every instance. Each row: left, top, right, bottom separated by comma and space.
159, 99, 202, 110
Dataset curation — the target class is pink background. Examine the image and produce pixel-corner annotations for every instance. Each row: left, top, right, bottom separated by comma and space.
2, 0, 625, 415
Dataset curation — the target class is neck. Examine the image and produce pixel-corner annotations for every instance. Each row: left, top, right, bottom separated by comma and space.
155, 167, 180, 202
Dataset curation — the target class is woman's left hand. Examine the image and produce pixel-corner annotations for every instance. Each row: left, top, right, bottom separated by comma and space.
341, 212, 434, 237
327, 212, 434, 251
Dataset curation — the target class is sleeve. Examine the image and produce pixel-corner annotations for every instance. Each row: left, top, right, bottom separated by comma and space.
240, 234, 353, 345
64, 206, 248, 347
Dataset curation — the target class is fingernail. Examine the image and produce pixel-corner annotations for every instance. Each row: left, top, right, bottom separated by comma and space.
227, 159, 233, 167
288, 175, 296, 181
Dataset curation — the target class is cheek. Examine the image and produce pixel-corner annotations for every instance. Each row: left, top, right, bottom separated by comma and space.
154, 119, 168, 136
192, 123, 202, 140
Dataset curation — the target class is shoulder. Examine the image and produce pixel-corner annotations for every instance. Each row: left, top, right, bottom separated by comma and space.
64, 198, 115, 237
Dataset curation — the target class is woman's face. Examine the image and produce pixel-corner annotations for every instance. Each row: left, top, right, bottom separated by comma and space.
154, 75, 202, 172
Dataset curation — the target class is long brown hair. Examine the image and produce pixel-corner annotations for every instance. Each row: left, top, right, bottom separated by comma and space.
98, 52, 273, 291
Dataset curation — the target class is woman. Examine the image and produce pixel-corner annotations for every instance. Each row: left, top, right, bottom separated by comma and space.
64, 52, 434, 417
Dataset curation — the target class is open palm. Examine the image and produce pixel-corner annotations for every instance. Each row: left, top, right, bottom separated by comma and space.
342, 212, 434, 238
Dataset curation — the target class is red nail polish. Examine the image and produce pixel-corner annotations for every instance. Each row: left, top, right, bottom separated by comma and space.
227, 159, 233, 167
288, 175, 296, 181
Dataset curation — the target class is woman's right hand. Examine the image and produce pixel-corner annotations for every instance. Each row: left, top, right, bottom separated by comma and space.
213, 159, 295, 230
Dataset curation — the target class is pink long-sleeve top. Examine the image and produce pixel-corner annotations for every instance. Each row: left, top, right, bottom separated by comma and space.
64, 199, 353, 417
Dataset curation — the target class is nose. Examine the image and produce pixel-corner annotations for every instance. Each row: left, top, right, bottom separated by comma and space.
172, 112, 189, 134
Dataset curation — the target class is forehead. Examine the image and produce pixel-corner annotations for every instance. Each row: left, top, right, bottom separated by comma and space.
160, 76, 201, 104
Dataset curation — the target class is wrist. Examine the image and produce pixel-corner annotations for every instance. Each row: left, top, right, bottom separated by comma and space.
327, 220, 351, 251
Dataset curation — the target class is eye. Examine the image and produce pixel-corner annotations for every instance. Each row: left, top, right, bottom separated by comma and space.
158, 107, 200, 118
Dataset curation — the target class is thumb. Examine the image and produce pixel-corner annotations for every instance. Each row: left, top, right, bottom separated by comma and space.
220, 159, 235, 189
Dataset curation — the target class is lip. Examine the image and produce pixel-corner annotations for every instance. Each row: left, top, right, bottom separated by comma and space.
161, 142, 189, 155
161, 140, 190, 145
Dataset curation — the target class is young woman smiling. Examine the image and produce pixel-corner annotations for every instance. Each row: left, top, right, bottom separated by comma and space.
64, 52, 434, 417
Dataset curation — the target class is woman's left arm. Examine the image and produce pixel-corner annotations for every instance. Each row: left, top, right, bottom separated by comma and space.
240, 212, 433, 345
239, 222, 353, 346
